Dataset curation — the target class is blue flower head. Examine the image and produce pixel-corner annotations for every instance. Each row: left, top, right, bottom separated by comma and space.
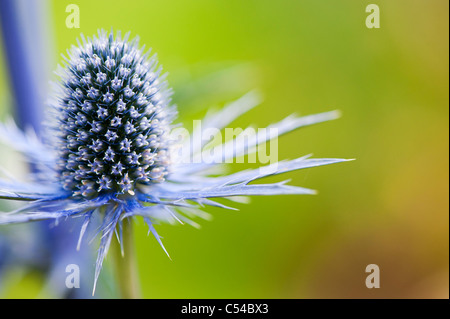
0, 30, 351, 294
52, 30, 174, 198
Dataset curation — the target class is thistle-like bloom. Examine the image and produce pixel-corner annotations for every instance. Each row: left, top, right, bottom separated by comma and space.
0, 30, 350, 292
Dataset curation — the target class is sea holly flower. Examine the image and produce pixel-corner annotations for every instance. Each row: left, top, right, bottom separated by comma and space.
0, 30, 351, 295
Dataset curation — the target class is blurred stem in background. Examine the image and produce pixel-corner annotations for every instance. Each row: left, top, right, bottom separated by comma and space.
0, 0, 51, 133
0, 0, 97, 298
111, 218, 141, 299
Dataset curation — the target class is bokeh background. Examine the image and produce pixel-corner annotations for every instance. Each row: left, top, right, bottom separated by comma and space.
0, 0, 448, 298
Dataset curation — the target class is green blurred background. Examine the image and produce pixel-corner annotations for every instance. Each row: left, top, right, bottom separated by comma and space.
0, 0, 448, 298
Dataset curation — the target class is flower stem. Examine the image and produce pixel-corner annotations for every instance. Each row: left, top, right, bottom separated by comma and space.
112, 217, 141, 299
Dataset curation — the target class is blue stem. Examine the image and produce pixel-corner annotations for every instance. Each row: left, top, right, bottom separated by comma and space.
0, 0, 53, 133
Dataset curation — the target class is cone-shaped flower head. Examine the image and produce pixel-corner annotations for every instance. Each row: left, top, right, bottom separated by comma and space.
53, 31, 174, 198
